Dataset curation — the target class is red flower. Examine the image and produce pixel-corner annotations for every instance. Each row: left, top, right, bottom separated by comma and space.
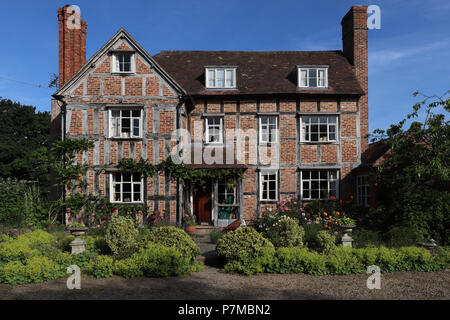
350, 195, 354, 200
339, 200, 343, 205
103, 217, 108, 221
330, 196, 336, 199
228, 178, 233, 183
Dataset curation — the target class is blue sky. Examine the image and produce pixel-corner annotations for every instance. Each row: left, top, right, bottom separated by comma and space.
0, 0, 449, 132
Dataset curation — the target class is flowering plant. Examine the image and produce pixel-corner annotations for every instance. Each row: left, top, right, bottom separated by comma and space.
183, 210, 197, 226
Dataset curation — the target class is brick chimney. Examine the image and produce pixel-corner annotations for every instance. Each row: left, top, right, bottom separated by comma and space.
341, 5, 369, 153
57, 5, 87, 88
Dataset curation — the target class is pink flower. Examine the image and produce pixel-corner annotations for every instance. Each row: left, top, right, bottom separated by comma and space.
261, 209, 266, 214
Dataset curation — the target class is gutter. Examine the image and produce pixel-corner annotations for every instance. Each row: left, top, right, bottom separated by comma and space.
52, 94, 67, 224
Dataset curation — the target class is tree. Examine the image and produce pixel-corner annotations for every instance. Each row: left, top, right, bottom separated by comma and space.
0, 98, 51, 194
369, 91, 450, 244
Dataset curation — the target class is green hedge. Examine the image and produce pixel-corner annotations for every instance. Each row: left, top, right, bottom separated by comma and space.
269, 246, 450, 276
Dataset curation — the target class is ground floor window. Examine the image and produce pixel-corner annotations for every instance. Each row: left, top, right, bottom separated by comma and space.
301, 169, 339, 200
357, 175, 370, 207
217, 179, 239, 219
110, 172, 143, 203
260, 170, 278, 201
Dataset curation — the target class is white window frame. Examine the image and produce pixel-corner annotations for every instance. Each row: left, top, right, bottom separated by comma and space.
259, 116, 278, 144
300, 169, 339, 200
205, 117, 223, 144
109, 109, 143, 139
110, 172, 144, 204
300, 115, 338, 143
205, 67, 237, 89
259, 170, 279, 201
112, 53, 136, 73
298, 67, 328, 88
357, 175, 370, 207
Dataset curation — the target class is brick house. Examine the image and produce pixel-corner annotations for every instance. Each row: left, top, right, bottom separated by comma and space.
51, 5, 370, 226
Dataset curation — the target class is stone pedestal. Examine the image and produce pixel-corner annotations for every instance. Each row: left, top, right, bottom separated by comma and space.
70, 237, 86, 254
340, 225, 355, 248
68, 227, 88, 255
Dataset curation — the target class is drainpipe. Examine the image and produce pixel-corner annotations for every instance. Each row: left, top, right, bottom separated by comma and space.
175, 94, 188, 227
52, 94, 67, 225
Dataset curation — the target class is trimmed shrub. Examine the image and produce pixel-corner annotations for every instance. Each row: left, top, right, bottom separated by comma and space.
113, 257, 143, 278
265, 217, 304, 248
326, 247, 364, 274
87, 255, 114, 278
216, 227, 275, 275
0, 256, 65, 285
105, 217, 138, 258
143, 226, 200, 263
210, 229, 224, 244
315, 231, 336, 253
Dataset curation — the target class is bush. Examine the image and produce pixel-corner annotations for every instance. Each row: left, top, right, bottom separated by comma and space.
0, 179, 49, 227
216, 227, 275, 275
303, 223, 324, 248
143, 226, 200, 263
352, 228, 381, 248
0, 256, 65, 285
314, 231, 336, 253
271, 247, 328, 275
210, 229, 223, 244
87, 255, 114, 278
266, 217, 304, 247
105, 216, 138, 258
384, 226, 421, 247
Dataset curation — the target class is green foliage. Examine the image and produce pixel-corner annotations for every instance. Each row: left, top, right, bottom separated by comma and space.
216, 227, 275, 275
209, 229, 224, 244
265, 216, 304, 248
302, 223, 324, 248
143, 226, 200, 263
352, 228, 381, 248
0, 98, 51, 194
86, 255, 114, 278
314, 231, 337, 253
105, 216, 138, 258
368, 92, 450, 244
0, 179, 50, 226
385, 226, 421, 247
0, 256, 65, 285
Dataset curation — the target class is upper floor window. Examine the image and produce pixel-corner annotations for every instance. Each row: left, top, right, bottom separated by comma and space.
110, 172, 143, 203
112, 53, 135, 73
259, 116, 278, 144
298, 67, 328, 88
205, 117, 223, 144
109, 109, 142, 138
301, 116, 337, 143
205, 67, 236, 89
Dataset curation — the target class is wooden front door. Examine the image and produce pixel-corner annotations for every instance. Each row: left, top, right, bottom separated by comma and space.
193, 184, 212, 224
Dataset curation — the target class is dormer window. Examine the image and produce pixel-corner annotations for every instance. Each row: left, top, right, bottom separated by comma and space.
205, 67, 236, 89
112, 53, 135, 73
298, 67, 328, 88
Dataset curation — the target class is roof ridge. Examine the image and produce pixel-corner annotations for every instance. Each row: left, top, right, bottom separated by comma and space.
155, 50, 342, 54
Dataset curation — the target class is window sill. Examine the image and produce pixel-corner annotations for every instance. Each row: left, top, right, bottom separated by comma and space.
109, 201, 145, 204
300, 141, 338, 145
111, 72, 136, 76
109, 137, 143, 141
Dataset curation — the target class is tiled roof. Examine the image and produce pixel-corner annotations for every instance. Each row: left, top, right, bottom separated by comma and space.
152, 50, 364, 96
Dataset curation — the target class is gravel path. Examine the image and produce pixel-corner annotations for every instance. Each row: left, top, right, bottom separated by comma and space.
0, 237, 448, 300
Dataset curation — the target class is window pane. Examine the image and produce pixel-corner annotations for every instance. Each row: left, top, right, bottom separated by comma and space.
122, 118, 130, 132
122, 110, 130, 117
133, 119, 140, 136
225, 70, 234, 87
132, 110, 140, 117
123, 193, 132, 202
208, 70, 215, 87
300, 69, 307, 86
123, 183, 131, 192
216, 69, 225, 87
123, 173, 131, 181
115, 173, 122, 181
318, 69, 325, 86
111, 110, 120, 117
132, 173, 141, 181
309, 69, 317, 87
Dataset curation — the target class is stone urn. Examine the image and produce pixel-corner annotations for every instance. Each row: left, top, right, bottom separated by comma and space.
68, 226, 88, 254
339, 224, 356, 248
